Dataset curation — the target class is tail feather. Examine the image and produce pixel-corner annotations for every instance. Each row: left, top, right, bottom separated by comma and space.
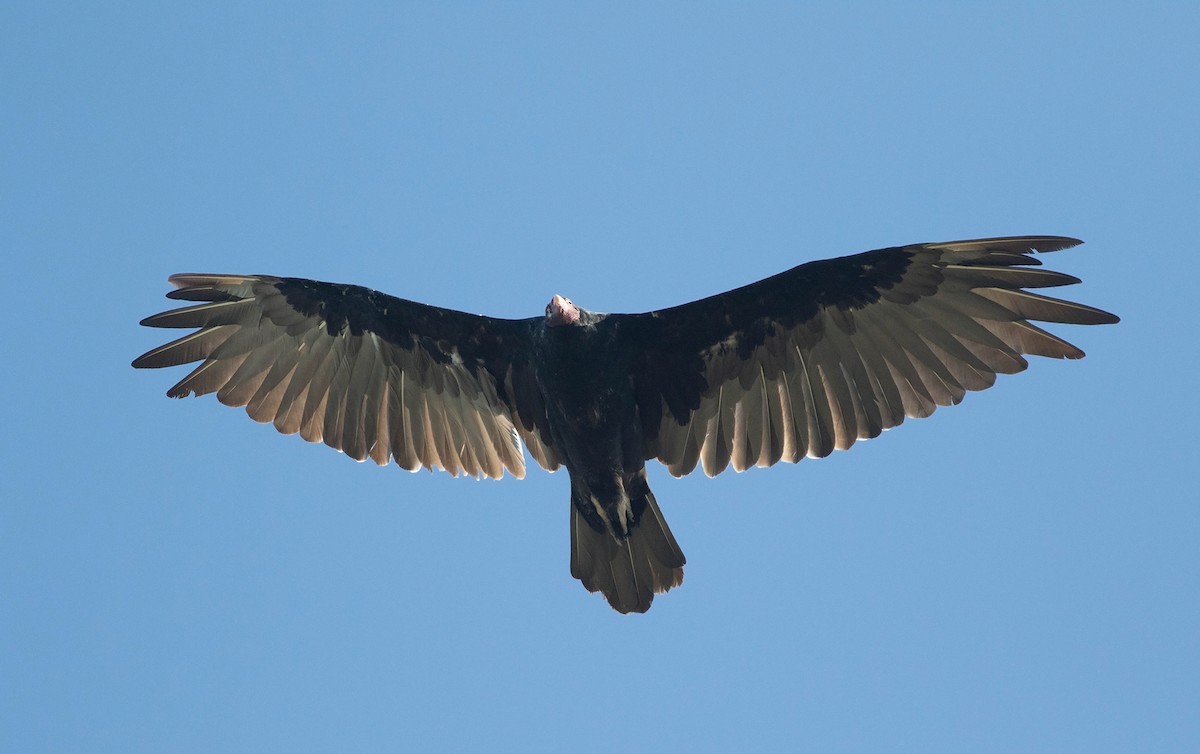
570, 484, 685, 614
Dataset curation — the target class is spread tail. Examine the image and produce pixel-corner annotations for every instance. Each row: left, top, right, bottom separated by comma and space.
569, 474, 685, 614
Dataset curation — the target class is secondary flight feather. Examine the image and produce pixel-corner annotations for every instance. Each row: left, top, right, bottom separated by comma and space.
134, 236, 1118, 613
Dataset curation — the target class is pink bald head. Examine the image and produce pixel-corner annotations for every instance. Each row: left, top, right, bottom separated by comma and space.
545, 294, 580, 327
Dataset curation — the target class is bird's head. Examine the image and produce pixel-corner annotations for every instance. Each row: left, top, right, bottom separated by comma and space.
544, 294, 581, 327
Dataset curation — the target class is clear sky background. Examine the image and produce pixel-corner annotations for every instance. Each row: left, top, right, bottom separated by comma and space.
3, 3, 1197, 752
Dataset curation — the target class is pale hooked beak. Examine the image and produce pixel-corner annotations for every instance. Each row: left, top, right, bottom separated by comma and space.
545, 294, 580, 326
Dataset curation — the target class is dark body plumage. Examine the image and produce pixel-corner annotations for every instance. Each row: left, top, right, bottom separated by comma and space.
532, 307, 685, 611
134, 236, 1118, 613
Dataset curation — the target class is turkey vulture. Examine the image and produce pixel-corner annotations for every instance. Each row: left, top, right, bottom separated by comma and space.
133, 236, 1117, 613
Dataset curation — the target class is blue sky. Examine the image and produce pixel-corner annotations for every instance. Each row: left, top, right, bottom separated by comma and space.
3, 2, 1197, 751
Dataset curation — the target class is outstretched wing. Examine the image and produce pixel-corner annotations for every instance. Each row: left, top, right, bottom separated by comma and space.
134, 274, 562, 478
620, 236, 1119, 477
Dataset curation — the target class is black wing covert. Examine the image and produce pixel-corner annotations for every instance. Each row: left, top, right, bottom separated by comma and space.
620, 236, 1118, 477
133, 274, 562, 478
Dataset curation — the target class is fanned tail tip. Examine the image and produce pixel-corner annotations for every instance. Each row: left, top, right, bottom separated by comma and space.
569, 478, 685, 614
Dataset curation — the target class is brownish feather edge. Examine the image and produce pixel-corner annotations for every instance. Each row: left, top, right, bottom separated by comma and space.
652, 236, 1116, 477
136, 274, 528, 480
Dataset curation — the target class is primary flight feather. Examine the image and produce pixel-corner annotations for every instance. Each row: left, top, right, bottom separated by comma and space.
134, 236, 1118, 613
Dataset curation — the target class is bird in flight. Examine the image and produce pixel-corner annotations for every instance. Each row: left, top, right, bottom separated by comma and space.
134, 236, 1117, 613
